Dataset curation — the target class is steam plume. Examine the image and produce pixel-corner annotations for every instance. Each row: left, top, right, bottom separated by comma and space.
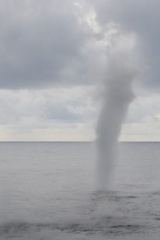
96, 32, 140, 190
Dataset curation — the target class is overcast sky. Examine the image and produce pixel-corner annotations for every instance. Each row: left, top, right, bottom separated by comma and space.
0, 0, 160, 141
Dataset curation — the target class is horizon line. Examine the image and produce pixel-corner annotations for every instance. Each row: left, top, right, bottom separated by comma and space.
0, 141, 159, 143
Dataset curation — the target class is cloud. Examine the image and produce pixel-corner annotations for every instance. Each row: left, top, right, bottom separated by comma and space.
0, 87, 95, 126
89, 0, 160, 90
0, 0, 160, 141
0, 87, 95, 141
126, 93, 160, 123
0, 0, 90, 89
0, 0, 159, 92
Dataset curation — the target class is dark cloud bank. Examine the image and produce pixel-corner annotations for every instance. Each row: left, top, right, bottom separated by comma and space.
91, 0, 160, 90
0, 0, 160, 90
0, 0, 88, 89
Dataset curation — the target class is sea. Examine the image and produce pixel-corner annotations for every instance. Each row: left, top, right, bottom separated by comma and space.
0, 142, 160, 239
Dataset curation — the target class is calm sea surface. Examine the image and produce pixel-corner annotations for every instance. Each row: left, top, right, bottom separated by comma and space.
0, 142, 160, 239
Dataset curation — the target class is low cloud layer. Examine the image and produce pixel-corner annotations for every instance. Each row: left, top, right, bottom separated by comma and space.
0, 87, 94, 125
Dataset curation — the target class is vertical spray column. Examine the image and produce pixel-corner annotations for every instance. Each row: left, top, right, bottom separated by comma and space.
96, 33, 140, 190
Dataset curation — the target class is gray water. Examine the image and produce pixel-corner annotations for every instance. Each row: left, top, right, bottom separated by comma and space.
0, 142, 160, 239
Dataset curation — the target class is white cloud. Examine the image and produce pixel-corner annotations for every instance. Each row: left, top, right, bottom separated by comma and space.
120, 94, 160, 141
0, 87, 96, 141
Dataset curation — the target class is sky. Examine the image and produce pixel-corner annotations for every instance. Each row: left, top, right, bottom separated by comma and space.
0, 0, 160, 141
